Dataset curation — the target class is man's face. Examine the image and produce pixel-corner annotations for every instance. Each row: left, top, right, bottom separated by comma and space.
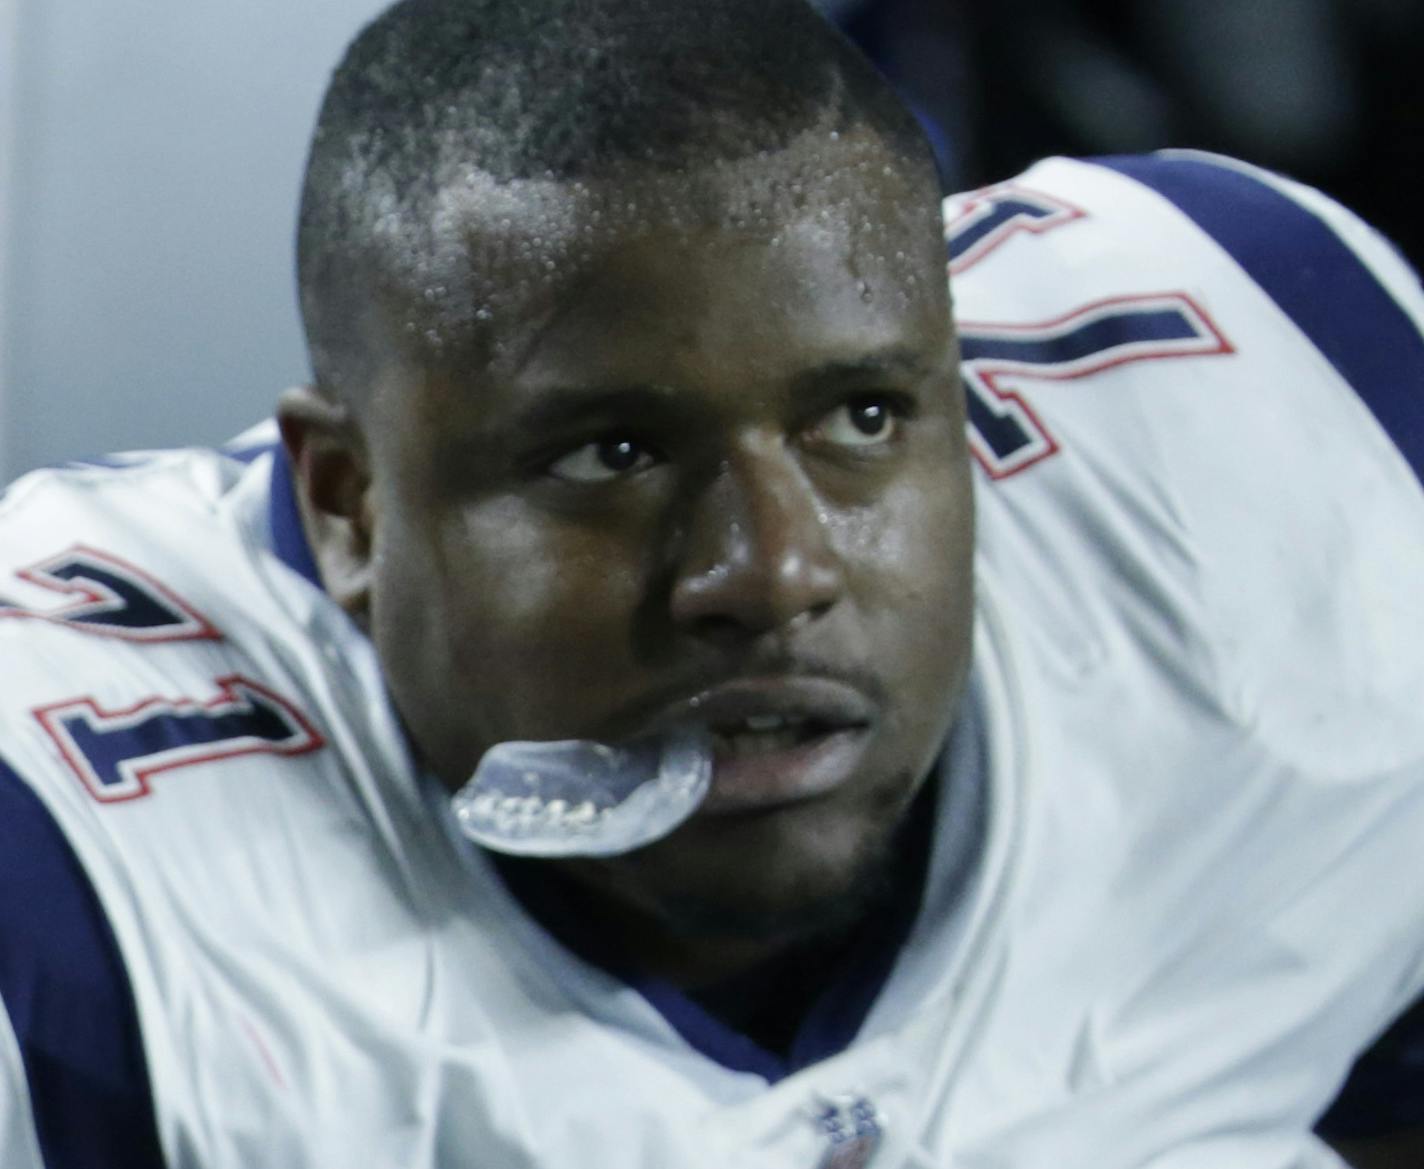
341, 139, 974, 945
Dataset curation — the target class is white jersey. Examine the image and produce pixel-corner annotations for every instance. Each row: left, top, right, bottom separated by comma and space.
2, 151, 1423, 1169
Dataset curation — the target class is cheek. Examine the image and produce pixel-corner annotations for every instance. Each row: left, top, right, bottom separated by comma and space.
844, 462, 975, 727
371, 494, 649, 762
449, 507, 647, 660
846, 457, 973, 613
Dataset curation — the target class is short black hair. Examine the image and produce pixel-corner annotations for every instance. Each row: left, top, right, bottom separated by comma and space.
297, 0, 940, 401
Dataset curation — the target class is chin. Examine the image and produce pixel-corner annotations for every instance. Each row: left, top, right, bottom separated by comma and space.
596, 778, 917, 946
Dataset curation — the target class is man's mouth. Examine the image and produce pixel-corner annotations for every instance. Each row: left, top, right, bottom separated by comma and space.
645, 677, 878, 815
708, 714, 841, 758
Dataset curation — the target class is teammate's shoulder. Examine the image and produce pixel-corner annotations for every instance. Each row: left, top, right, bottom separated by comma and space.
957, 153, 1424, 771
947, 148, 1421, 304
0, 423, 278, 586
1086, 150, 1421, 351
0, 430, 269, 542
0, 426, 291, 729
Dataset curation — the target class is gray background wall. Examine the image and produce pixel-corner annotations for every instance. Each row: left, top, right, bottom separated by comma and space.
0, 0, 390, 480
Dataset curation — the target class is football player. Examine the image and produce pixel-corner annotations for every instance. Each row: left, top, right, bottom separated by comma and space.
1, 1, 1421, 1166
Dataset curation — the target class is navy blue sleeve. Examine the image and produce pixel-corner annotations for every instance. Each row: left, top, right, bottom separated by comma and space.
1317, 996, 1424, 1140
0, 755, 168, 1167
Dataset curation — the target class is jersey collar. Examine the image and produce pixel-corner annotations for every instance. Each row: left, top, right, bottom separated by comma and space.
266, 444, 324, 591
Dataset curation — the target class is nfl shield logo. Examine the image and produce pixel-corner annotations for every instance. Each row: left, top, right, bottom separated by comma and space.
811, 1095, 884, 1169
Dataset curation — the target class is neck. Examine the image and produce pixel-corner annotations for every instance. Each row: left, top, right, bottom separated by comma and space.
493, 778, 938, 991
492, 780, 940, 1064
579, 880, 881, 990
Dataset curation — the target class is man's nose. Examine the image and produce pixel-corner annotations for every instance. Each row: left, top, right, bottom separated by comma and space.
669, 449, 845, 638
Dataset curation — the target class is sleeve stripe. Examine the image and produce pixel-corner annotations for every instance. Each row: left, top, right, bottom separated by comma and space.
1093, 152, 1424, 490
0, 757, 167, 1168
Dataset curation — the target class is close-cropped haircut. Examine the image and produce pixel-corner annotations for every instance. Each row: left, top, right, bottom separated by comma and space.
297, 0, 941, 400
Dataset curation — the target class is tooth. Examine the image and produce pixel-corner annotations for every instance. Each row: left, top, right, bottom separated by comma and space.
566, 801, 598, 825
743, 715, 787, 732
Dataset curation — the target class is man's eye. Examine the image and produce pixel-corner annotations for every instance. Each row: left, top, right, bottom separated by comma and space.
547, 437, 658, 483
812, 397, 902, 448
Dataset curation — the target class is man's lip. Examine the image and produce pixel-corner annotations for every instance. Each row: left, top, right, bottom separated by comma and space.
633, 676, 879, 817
642, 676, 878, 739
696, 723, 873, 816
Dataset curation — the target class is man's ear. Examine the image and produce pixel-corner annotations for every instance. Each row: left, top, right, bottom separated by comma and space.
275, 385, 374, 622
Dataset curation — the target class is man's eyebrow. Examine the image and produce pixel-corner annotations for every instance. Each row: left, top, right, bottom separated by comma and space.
505, 383, 684, 436
790, 348, 939, 392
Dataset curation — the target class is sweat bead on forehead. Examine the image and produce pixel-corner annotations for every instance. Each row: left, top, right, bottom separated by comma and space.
296, 0, 945, 404
426, 132, 941, 368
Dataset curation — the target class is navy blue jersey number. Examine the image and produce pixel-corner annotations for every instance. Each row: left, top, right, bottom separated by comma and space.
944, 181, 1086, 276
959, 293, 1234, 477
0, 546, 219, 642
946, 185, 1235, 478
34, 676, 325, 803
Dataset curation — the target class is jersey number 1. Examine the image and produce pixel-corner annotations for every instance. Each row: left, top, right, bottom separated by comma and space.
35, 676, 326, 804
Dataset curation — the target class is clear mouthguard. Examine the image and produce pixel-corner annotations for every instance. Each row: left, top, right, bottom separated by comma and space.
449, 727, 713, 857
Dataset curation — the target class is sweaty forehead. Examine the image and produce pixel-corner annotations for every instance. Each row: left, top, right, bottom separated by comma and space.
368, 126, 942, 371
